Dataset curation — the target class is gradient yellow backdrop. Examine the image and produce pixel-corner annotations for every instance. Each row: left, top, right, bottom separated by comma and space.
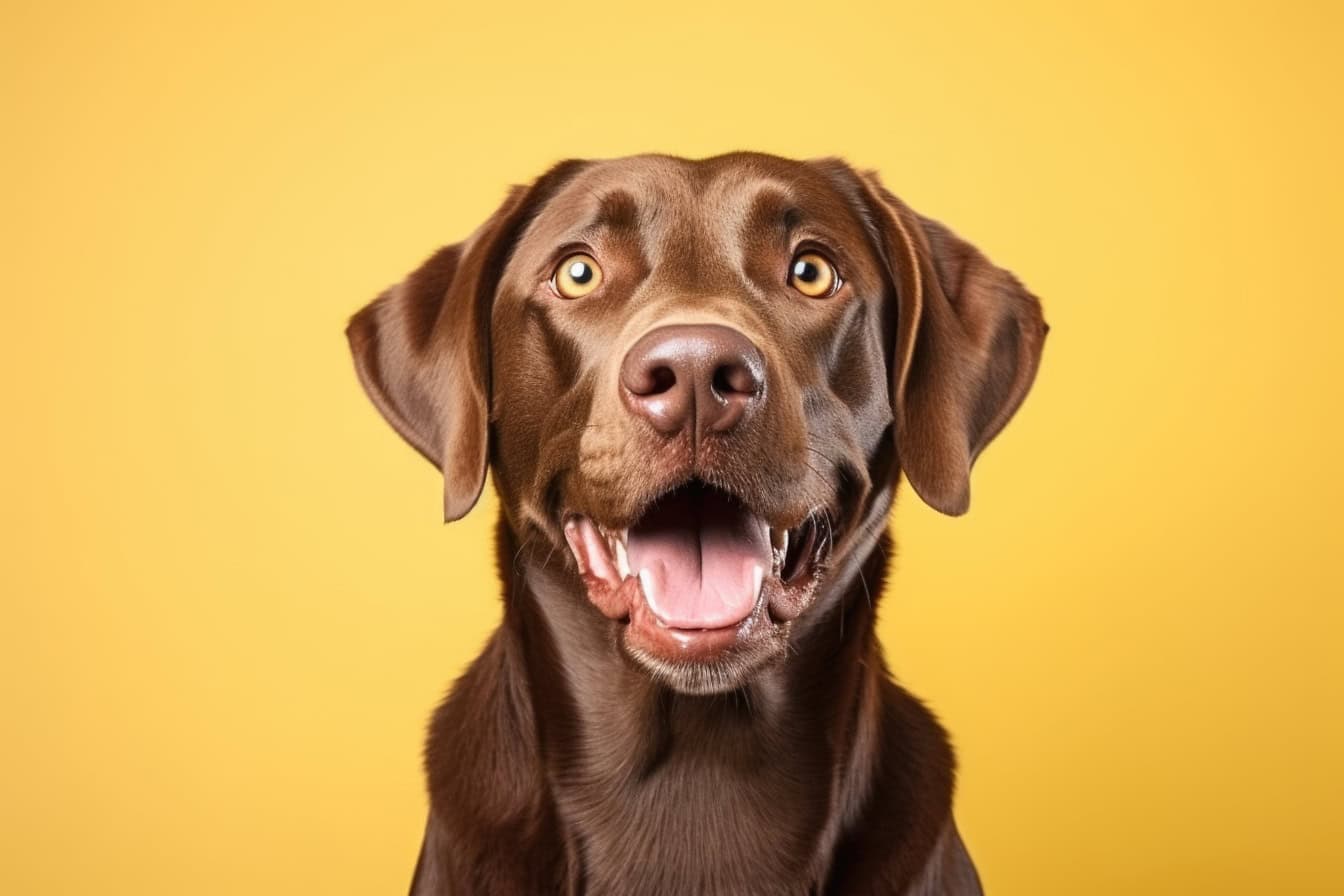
4, 1, 1341, 893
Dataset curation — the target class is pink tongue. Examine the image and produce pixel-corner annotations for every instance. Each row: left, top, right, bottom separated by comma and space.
626, 487, 769, 630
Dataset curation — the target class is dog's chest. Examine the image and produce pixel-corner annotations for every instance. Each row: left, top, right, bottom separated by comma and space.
554, 745, 833, 896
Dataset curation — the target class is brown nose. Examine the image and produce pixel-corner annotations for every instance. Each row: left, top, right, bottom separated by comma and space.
620, 324, 766, 438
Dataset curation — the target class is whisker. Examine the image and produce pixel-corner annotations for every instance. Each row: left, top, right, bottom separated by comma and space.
857, 556, 874, 613
805, 445, 839, 466
512, 536, 533, 574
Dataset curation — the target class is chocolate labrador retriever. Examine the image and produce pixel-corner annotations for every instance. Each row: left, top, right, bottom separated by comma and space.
347, 152, 1046, 895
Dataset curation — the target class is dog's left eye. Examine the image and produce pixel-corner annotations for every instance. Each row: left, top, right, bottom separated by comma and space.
552, 253, 604, 299
788, 252, 840, 298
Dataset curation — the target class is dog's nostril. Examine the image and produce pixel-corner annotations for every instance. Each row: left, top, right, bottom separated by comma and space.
626, 364, 676, 397
712, 363, 758, 398
624, 363, 677, 397
646, 365, 676, 396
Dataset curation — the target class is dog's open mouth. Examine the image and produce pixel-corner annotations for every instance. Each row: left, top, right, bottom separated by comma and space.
563, 481, 830, 668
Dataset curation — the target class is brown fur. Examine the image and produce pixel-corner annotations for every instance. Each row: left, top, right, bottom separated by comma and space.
347, 153, 1047, 894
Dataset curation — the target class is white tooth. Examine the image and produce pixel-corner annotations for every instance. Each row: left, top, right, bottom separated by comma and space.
563, 521, 588, 575
752, 562, 764, 600
638, 568, 655, 602
768, 528, 787, 577
613, 538, 630, 578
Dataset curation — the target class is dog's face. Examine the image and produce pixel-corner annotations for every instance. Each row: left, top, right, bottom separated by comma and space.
349, 153, 1046, 694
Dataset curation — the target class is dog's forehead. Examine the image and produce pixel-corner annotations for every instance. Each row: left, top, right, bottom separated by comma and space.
516, 154, 860, 261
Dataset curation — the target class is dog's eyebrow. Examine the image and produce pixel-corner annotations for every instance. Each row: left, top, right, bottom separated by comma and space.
586, 189, 641, 233
744, 187, 804, 239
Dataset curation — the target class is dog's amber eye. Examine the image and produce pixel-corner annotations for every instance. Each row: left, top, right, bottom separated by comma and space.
552, 253, 603, 299
788, 252, 839, 298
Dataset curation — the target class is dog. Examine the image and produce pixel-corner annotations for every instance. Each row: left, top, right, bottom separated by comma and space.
347, 152, 1047, 895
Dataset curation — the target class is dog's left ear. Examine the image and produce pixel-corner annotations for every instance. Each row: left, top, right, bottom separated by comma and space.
346, 161, 587, 521
826, 163, 1048, 515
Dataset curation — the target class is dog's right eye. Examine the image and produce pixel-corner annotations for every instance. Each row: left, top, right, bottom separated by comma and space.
552, 253, 604, 299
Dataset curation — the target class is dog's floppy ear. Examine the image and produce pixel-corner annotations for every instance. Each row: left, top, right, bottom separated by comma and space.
842, 167, 1048, 515
346, 161, 586, 521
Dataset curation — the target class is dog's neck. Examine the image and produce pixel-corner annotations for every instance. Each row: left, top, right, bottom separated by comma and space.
495, 517, 947, 895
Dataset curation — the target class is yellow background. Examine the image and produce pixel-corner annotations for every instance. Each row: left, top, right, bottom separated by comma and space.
3, 1, 1341, 893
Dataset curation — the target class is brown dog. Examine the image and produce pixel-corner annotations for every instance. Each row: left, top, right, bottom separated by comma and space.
347, 153, 1046, 895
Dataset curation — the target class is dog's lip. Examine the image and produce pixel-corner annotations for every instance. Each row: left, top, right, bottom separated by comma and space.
626, 594, 753, 662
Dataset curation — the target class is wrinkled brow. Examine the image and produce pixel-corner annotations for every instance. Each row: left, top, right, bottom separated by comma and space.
743, 187, 804, 241
585, 189, 641, 233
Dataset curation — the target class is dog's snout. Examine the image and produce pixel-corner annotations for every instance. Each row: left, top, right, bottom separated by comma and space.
620, 324, 765, 437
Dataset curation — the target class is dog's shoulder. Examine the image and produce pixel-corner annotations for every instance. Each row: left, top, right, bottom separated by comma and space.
823, 677, 970, 894
424, 629, 542, 825
418, 630, 569, 891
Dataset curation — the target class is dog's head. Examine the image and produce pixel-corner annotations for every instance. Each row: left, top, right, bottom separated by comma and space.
349, 153, 1046, 694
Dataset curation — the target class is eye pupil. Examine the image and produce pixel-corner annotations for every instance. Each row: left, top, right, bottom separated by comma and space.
794, 260, 819, 282
568, 261, 592, 284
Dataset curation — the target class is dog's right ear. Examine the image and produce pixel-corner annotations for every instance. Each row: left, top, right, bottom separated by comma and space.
346, 161, 586, 521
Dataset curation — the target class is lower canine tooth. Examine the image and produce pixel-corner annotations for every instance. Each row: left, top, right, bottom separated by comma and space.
613, 539, 630, 578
